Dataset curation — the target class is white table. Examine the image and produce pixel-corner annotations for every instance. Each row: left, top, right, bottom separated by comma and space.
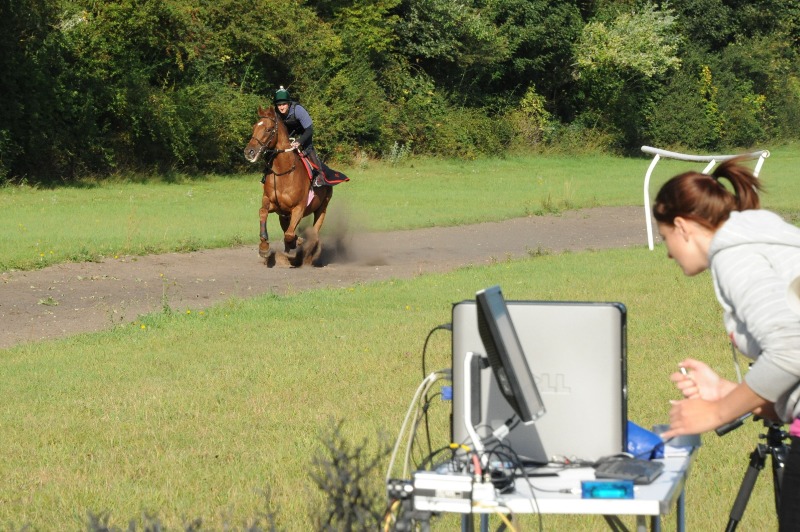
416, 452, 694, 532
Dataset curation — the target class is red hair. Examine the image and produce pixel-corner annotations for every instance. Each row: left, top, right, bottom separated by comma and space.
653, 157, 763, 230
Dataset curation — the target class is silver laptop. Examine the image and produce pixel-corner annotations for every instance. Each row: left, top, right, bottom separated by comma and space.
451, 300, 627, 465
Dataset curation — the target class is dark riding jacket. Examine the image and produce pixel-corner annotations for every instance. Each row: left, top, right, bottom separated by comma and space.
279, 102, 314, 150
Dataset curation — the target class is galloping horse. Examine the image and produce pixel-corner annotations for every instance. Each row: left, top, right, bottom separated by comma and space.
243, 106, 332, 266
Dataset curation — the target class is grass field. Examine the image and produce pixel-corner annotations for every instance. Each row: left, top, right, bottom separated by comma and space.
2, 144, 799, 272
2, 147, 799, 529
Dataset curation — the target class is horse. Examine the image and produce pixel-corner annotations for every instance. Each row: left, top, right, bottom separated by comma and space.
243, 106, 333, 266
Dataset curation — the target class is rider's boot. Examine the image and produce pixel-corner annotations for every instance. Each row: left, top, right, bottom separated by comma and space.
312, 170, 326, 188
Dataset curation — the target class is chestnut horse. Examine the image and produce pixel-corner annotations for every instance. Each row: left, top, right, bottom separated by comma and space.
243, 106, 332, 266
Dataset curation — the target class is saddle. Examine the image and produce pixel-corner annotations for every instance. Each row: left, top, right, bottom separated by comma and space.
298, 153, 350, 186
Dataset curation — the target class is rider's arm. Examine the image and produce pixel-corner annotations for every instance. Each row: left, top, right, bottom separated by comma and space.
293, 105, 314, 148
296, 124, 313, 149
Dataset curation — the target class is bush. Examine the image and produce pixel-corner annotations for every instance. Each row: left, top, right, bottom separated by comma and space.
507, 86, 554, 149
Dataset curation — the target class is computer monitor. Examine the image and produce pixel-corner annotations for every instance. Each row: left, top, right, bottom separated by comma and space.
475, 285, 546, 424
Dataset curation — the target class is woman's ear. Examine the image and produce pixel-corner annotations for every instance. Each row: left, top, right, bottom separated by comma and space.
673, 216, 691, 241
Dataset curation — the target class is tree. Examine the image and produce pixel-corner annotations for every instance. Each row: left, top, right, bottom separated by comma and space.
573, 2, 682, 151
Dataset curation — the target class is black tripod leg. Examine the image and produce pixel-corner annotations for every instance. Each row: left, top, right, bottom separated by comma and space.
770, 434, 789, 517
725, 445, 767, 532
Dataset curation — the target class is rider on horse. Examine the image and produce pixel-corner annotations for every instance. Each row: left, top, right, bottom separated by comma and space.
273, 86, 327, 188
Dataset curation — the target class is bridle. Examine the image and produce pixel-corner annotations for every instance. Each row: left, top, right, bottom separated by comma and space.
248, 115, 279, 161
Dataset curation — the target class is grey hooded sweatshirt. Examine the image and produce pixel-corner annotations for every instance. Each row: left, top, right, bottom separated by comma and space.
709, 210, 800, 422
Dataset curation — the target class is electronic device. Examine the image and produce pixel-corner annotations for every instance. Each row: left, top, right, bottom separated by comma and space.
412, 472, 474, 512
452, 299, 627, 465
594, 457, 664, 485
475, 285, 546, 424
581, 480, 635, 499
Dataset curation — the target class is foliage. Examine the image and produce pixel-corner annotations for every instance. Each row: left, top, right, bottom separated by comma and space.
3, 0, 800, 182
574, 2, 682, 152
310, 421, 390, 531
508, 85, 554, 148
575, 3, 681, 78
649, 25, 800, 152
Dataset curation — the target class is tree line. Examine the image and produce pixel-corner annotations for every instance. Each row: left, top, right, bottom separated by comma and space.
2, 0, 799, 184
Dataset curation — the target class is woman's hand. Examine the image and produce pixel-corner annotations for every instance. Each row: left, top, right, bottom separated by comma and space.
662, 398, 722, 438
670, 358, 728, 401
660, 381, 770, 440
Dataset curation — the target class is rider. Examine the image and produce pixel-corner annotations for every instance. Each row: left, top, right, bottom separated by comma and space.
273, 86, 327, 187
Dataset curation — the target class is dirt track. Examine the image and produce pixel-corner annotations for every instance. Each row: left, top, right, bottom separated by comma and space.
0, 206, 650, 349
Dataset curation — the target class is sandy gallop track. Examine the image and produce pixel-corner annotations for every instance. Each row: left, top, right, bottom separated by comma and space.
0, 206, 649, 349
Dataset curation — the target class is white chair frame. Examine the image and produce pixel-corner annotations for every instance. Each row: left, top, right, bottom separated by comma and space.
641, 145, 770, 250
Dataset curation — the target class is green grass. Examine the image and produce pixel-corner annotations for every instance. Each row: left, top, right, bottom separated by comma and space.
3, 144, 799, 272
0, 248, 780, 530
3, 146, 799, 529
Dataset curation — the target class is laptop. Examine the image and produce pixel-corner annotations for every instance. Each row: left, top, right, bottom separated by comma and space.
451, 300, 627, 465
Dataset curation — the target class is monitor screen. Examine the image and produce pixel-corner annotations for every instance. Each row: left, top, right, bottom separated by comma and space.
475, 285, 546, 425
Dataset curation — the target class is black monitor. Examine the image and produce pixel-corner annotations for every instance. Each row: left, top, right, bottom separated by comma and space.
475, 285, 546, 425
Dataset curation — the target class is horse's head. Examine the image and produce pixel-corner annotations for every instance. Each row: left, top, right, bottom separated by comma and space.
244, 106, 280, 163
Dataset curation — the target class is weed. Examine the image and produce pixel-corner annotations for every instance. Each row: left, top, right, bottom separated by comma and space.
384, 142, 412, 166
310, 420, 390, 531
526, 246, 552, 257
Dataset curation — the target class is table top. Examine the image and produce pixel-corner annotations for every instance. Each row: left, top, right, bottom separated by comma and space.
417, 452, 695, 516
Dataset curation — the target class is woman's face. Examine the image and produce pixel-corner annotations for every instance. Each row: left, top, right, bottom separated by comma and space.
657, 220, 711, 276
276, 102, 289, 114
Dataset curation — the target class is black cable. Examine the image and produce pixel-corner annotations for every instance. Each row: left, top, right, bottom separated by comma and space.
421, 322, 452, 379
492, 442, 545, 532
411, 391, 442, 470
420, 323, 451, 458
416, 444, 456, 472
419, 390, 443, 463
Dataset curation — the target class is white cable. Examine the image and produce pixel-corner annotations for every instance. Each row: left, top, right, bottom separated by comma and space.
385, 371, 442, 482
402, 373, 447, 478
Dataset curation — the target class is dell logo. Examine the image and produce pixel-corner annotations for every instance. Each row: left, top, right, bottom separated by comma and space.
534, 373, 571, 394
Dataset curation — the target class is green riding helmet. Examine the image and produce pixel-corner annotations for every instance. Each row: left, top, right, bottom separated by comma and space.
274, 86, 291, 104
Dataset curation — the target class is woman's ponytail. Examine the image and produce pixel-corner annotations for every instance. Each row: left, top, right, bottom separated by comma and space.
711, 157, 763, 212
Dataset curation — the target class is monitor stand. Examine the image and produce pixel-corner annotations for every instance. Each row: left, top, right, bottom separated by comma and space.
462, 351, 486, 459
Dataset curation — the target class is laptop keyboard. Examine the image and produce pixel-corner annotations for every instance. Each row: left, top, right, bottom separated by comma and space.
593, 458, 664, 485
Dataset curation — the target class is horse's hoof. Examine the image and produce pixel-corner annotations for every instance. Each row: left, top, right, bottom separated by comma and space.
258, 241, 270, 258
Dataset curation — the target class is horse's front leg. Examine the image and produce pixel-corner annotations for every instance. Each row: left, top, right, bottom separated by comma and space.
283, 205, 305, 252
258, 185, 271, 258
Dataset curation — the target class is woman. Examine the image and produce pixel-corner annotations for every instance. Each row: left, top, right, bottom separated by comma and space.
655, 158, 800, 528
273, 86, 327, 187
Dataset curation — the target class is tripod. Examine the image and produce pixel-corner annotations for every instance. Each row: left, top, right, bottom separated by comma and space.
725, 418, 790, 531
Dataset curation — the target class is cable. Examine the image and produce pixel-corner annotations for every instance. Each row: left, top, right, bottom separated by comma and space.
495, 510, 517, 532
412, 390, 443, 470
393, 370, 451, 480
421, 322, 452, 379
403, 373, 444, 477
386, 370, 443, 482
491, 441, 544, 531
421, 323, 452, 460
382, 499, 400, 532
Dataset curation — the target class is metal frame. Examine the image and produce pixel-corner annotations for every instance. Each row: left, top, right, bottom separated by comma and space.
641, 146, 770, 250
